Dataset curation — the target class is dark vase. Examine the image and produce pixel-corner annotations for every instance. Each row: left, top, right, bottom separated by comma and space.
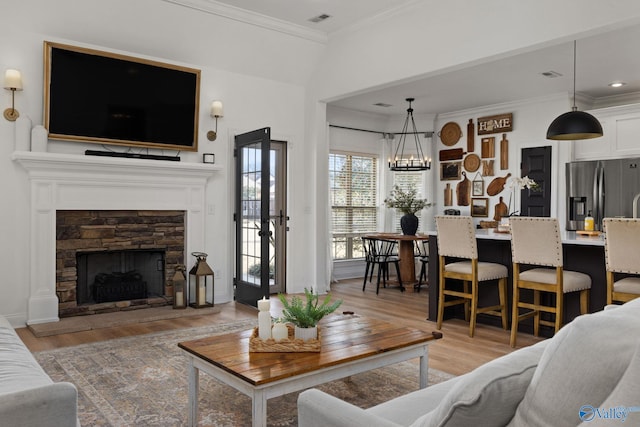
400, 213, 419, 235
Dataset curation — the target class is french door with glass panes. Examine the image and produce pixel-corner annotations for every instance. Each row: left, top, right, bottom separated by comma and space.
234, 128, 287, 308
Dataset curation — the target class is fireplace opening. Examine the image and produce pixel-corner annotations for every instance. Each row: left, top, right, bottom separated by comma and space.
76, 249, 166, 305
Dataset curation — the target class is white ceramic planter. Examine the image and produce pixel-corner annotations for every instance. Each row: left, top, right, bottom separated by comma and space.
294, 325, 318, 341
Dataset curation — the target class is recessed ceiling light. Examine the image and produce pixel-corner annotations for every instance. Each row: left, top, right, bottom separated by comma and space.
608, 81, 626, 88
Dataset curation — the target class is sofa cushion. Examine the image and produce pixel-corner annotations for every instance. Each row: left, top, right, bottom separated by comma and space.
576, 340, 640, 426
408, 339, 547, 427
508, 298, 640, 427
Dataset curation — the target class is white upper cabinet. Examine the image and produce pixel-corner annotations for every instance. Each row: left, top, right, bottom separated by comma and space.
573, 104, 640, 160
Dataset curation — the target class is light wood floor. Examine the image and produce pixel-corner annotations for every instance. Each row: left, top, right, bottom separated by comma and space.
17, 278, 542, 377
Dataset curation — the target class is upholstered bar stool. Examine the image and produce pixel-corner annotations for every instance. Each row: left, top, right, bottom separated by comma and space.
603, 218, 640, 304
435, 215, 509, 337
509, 217, 591, 347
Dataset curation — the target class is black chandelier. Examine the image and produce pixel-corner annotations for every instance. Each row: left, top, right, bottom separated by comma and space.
546, 41, 603, 140
389, 98, 431, 171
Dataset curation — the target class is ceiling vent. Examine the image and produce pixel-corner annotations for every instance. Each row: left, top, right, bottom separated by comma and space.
373, 102, 393, 108
541, 71, 563, 78
308, 14, 331, 23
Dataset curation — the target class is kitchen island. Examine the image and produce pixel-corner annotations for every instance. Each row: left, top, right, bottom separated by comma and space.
426, 229, 606, 333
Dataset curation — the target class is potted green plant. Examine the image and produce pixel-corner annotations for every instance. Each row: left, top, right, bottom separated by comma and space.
278, 288, 343, 341
384, 185, 432, 235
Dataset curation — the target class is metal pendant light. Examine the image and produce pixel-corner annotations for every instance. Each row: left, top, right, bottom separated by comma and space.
546, 41, 603, 140
389, 98, 431, 171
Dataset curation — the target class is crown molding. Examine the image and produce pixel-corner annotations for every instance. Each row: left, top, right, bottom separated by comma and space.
591, 91, 640, 110
161, 0, 328, 44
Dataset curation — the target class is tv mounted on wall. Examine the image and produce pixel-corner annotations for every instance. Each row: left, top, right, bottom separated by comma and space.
44, 41, 201, 152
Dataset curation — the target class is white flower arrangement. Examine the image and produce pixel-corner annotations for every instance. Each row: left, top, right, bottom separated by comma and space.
507, 175, 540, 216
508, 175, 539, 191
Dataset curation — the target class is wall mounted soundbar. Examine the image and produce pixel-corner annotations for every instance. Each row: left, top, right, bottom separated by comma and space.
85, 150, 180, 161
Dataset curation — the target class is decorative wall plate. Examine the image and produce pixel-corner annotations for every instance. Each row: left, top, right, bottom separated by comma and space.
439, 122, 462, 146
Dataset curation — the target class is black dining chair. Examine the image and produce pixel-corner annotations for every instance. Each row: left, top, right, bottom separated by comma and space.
415, 239, 429, 292
362, 237, 403, 294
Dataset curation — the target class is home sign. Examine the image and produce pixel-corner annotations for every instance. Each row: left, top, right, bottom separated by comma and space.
477, 113, 513, 135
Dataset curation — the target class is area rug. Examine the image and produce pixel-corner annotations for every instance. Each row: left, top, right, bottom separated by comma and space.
34, 319, 454, 426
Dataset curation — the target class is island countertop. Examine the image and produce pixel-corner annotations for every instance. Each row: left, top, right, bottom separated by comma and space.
425, 228, 605, 246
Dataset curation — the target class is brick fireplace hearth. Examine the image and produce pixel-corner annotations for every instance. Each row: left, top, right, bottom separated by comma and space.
56, 210, 185, 317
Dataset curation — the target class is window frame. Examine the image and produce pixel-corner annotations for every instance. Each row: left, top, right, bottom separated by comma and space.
329, 150, 379, 261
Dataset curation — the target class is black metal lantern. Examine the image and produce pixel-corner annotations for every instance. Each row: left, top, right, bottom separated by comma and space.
189, 252, 214, 308
172, 265, 187, 309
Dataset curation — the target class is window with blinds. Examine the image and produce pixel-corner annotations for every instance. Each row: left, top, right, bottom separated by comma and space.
329, 152, 378, 260
392, 172, 425, 233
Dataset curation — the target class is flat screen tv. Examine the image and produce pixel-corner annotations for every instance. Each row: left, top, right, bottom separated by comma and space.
44, 41, 201, 152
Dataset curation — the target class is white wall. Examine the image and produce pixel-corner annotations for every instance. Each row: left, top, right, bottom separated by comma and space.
432, 94, 571, 231
0, 0, 322, 325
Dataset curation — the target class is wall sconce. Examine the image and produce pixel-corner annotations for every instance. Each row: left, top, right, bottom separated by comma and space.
207, 100, 224, 141
3, 69, 23, 122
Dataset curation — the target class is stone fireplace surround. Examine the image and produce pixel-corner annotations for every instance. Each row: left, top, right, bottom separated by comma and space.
57, 210, 185, 317
12, 151, 219, 325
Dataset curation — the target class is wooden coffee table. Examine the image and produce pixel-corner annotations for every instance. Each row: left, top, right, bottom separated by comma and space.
178, 315, 442, 427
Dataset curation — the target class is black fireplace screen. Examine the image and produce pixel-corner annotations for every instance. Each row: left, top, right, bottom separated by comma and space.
76, 249, 165, 305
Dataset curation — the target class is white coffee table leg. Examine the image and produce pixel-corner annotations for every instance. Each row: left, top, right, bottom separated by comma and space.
252, 389, 267, 427
419, 351, 428, 389
187, 359, 199, 427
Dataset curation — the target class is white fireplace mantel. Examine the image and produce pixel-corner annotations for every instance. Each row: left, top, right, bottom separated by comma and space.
12, 151, 220, 324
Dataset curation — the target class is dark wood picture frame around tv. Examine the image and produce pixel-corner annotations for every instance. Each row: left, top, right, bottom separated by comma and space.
44, 41, 201, 152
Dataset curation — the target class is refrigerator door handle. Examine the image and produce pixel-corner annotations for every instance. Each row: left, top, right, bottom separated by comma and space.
597, 163, 605, 229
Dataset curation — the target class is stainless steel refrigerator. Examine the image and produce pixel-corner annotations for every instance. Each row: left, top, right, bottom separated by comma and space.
566, 158, 640, 230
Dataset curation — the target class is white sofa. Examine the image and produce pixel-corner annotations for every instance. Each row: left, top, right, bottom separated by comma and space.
298, 298, 640, 427
0, 316, 79, 427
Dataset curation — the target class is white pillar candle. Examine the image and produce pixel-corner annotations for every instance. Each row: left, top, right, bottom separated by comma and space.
271, 323, 288, 341
197, 283, 205, 306
258, 311, 272, 340
257, 297, 270, 311
175, 291, 184, 307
